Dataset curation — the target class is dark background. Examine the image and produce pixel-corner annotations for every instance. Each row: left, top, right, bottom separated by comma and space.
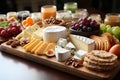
0, 0, 120, 14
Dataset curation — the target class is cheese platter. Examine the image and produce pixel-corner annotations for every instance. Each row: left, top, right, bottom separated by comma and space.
0, 6, 120, 80
0, 41, 120, 80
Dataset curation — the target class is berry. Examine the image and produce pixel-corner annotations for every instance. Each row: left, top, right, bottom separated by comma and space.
74, 23, 79, 28
71, 17, 100, 32
82, 26, 87, 31
11, 27, 17, 35
0, 30, 9, 37
0, 27, 4, 32
87, 27, 92, 31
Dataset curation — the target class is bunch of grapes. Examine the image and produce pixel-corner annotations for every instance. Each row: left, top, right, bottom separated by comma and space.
0, 23, 22, 38
100, 24, 120, 39
71, 17, 100, 32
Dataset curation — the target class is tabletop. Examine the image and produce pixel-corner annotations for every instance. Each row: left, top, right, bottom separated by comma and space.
0, 51, 120, 80
0, 51, 84, 80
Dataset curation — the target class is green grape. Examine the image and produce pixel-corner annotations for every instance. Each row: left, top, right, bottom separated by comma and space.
106, 26, 112, 34
112, 26, 120, 36
106, 25, 111, 28
100, 24, 106, 32
114, 34, 120, 40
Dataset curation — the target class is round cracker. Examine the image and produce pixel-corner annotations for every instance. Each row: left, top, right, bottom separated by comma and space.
84, 57, 117, 66
83, 61, 118, 71
99, 37, 105, 50
86, 52, 117, 63
101, 33, 112, 51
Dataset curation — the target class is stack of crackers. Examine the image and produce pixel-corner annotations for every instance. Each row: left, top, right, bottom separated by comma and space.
83, 50, 118, 71
90, 32, 119, 51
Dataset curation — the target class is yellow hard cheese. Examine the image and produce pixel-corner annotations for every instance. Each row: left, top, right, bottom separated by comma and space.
31, 41, 43, 53
35, 42, 48, 55
23, 39, 36, 49
43, 43, 56, 54
24, 39, 40, 52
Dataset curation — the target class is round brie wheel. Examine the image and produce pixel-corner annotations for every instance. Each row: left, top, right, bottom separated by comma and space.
43, 26, 67, 43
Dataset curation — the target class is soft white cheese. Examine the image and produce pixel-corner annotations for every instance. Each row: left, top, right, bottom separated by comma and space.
57, 38, 67, 48
75, 50, 87, 60
55, 45, 71, 61
43, 26, 67, 43
65, 42, 76, 54
70, 34, 95, 52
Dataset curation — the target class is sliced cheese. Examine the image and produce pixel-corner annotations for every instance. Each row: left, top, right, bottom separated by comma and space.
31, 28, 44, 40
15, 24, 40, 41
35, 42, 48, 55
31, 41, 43, 53
23, 39, 36, 49
43, 26, 67, 43
25, 39, 40, 52
70, 34, 95, 52
43, 43, 56, 54
55, 45, 71, 61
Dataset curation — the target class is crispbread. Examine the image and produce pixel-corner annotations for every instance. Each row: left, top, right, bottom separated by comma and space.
83, 50, 118, 72
101, 32, 114, 46
83, 61, 118, 71
99, 37, 104, 50
86, 52, 117, 63
101, 33, 112, 51
84, 57, 117, 66
90, 35, 99, 50
90, 32, 119, 51
91, 50, 114, 59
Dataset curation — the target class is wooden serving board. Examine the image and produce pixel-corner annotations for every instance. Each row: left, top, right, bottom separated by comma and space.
1, 42, 120, 80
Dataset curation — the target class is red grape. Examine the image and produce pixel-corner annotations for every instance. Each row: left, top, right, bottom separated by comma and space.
6, 28, 13, 35
0, 27, 4, 32
11, 27, 17, 35
71, 17, 100, 32
0, 30, 9, 37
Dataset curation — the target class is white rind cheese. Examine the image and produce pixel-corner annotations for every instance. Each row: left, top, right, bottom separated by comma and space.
55, 46, 71, 61
57, 38, 67, 48
43, 26, 67, 43
65, 42, 76, 54
70, 34, 95, 52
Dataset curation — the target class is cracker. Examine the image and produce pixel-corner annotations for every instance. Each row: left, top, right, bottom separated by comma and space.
83, 61, 118, 71
92, 50, 114, 59
86, 52, 117, 63
84, 57, 117, 66
101, 33, 112, 51
90, 35, 99, 50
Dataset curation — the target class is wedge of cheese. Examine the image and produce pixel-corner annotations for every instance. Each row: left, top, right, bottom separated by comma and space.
31, 28, 44, 40
55, 45, 71, 61
43, 43, 56, 54
57, 38, 67, 48
65, 42, 76, 54
35, 42, 48, 55
70, 34, 95, 52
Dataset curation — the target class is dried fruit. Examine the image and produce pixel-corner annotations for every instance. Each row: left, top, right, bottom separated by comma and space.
45, 49, 55, 57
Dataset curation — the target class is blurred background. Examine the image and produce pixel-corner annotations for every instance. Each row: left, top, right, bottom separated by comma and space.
0, 0, 120, 14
